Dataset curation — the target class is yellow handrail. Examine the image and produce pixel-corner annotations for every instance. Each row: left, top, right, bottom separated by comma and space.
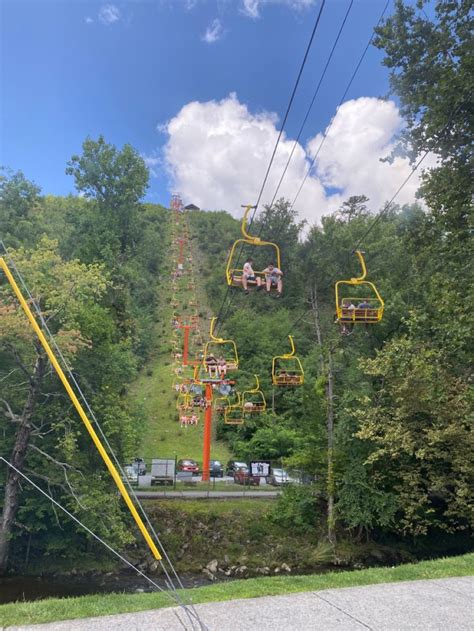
0, 258, 161, 560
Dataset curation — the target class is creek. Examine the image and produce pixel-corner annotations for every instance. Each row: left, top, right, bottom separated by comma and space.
0, 570, 217, 604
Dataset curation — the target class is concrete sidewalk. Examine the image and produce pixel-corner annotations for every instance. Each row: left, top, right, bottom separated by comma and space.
10, 576, 473, 630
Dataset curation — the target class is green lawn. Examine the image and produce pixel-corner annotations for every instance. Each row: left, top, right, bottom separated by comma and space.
128, 219, 232, 466
1, 553, 472, 627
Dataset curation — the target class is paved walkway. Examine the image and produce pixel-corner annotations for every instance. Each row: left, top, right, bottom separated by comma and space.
10, 577, 473, 630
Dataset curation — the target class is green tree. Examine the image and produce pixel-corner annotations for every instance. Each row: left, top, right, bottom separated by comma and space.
0, 239, 113, 572
374, 0, 473, 256
0, 169, 42, 248
354, 336, 473, 536
66, 136, 149, 257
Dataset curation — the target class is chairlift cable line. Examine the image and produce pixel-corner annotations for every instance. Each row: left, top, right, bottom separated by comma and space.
253, 0, 327, 214
350, 99, 464, 253
216, 1, 387, 336
290, 0, 391, 212
254, 0, 391, 244
268, 0, 355, 210
0, 457, 205, 631
214, 0, 327, 335
0, 243, 206, 631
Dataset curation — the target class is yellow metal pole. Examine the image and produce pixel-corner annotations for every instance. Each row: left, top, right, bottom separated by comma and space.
0, 257, 161, 560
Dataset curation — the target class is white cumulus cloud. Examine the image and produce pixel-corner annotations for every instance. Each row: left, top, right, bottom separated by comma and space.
241, 0, 316, 19
241, 0, 261, 18
202, 18, 224, 43
98, 4, 121, 25
161, 94, 435, 225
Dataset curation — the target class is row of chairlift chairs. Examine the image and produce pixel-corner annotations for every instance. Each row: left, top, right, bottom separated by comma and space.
226, 205, 384, 324
172, 204, 384, 426
174, 315, 305, 426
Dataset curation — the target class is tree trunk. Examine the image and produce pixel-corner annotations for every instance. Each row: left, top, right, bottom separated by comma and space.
0, 352, 46, 574
326, 350, 336, 545
310, 284, 324, 366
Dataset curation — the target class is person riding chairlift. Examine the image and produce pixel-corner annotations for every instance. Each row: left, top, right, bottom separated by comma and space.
205, 353, 218, 378
262, 262, 283, 297
242, 257, 262, 295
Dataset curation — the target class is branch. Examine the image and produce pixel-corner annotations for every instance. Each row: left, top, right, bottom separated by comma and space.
3, 343, 34, 383
0, 398, 20, 423
29, 444, 78, 472
29, 444, 86, 508
0, 368, 19, 383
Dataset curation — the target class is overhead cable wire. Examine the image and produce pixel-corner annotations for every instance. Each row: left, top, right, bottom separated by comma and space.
351, 99, 464, 252
290, 0, 391, 211
0, 456, 199, 630
253, 0, 327, 213
213, 0, 327, 335
0, 243, 206, 630
268, 0, 355, 209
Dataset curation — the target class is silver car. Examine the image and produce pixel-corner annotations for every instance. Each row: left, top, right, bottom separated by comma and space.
267, 468, 298, 486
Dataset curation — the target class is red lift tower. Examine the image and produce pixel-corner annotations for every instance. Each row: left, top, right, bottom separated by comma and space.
170, 192, 183, 213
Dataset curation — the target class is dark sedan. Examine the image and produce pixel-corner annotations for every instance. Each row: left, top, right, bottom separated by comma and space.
210, 460, 224, 478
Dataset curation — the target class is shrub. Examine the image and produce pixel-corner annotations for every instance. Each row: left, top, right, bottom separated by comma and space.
270, 485, 319, 534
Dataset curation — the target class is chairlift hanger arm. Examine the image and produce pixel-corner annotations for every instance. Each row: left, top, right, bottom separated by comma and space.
351, 250, 367, 283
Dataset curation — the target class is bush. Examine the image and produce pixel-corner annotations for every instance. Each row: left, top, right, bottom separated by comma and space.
270, 485, 319, 534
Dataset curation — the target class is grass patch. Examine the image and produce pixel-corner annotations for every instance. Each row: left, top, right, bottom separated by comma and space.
127, 219, 232, 465
1, 553, 472, 627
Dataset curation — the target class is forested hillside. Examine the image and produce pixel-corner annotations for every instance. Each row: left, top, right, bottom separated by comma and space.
0, 0, 472, 579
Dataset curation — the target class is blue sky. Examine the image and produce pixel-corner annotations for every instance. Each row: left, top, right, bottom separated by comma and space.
1, 1, 424, 221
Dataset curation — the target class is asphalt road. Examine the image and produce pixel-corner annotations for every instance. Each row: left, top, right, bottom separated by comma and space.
9, 576, 473, 630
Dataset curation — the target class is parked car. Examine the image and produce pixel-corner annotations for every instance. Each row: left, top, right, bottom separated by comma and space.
267, 468, 298, 486
177, 459, 200, 475
226, 460, 248, 476
233, 470, 260, 486
209, 460, 224, 478
122, 465, 138, 483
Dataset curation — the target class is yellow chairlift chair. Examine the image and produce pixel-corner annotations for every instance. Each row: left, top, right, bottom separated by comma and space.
224, 392, 244, 425
272, 336, 304, 386
335, 250, 384, 324
242, 375, 266, 413
203, 317, 239, 371
225, 204, 281, 291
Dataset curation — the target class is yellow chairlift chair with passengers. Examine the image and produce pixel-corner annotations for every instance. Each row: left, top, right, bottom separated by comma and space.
272, 336, 304, 386
203, 317, 239, 371
241, 375, 266, 413
335, 250, 384, 325
224, 392, 244, 425
225, 204, 281, 291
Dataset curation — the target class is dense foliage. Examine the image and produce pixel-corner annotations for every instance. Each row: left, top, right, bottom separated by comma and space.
0, 140, 168, 572
0, 2, 471, 573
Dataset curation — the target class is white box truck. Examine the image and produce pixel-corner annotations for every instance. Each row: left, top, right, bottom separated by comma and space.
150, 458, 175, 486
